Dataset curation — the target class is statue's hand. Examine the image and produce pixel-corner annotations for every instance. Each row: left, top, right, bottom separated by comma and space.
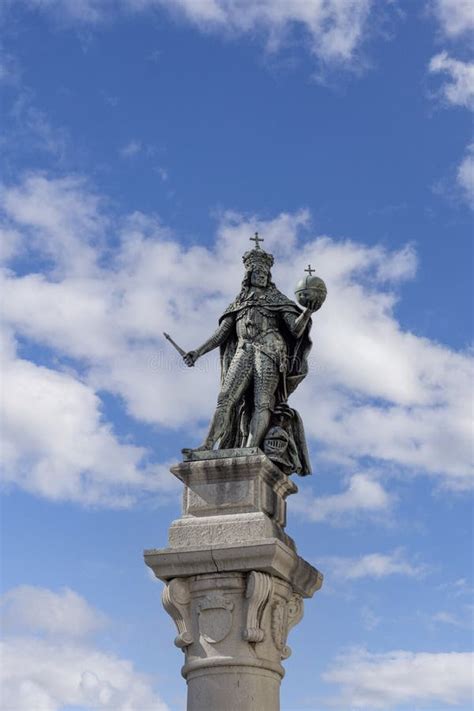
183, 350, 198, 367
307, 298, 320, 313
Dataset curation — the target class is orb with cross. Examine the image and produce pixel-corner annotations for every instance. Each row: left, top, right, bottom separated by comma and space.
294, 263, 327, 311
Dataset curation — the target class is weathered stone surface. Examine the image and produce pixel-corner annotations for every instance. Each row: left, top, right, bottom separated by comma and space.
145, 538, 322, 599
168, 512, 291, 549
152, 569, 313, 711
182, 447, 261, 462
168, 452, 298, 552
144, 453, 323, 711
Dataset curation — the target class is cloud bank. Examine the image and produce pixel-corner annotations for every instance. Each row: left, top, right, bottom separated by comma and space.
428, 4, 474, 207
1, 173, 472, 511
0, 585, 169, 711
14, 0, 394, 71
431, 0, 474, 38
323, 647, 474, 708
322, 548, 425, 580
429, 52, 474, 109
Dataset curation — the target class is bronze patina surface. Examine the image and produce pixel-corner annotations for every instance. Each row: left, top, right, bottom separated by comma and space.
166, 234, 326, 476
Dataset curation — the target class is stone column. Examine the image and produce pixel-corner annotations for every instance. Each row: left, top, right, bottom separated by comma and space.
144, 449, 323, 711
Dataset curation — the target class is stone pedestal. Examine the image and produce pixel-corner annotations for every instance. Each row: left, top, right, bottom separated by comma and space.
144, 449, 323, 711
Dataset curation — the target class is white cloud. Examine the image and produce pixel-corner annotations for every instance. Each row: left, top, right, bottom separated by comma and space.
3, 87, 70, 164
0, 586, 169, 711
119, 139, 142, 158
0, 327, 180, 507
153, 0, 377, 65
0, 225, 22, 263
440, 577, 474, 598
2, 640, 169, 711
457, 142, 474, 206
16, 0, 393, 70
0, 173, 104, 275
23, 106, 69, 160
156, 166, 168, 181
427, 33, 474, 209
432, 606, 474, 630
2, 348, 141, 505
0, 173, 472, 510
429, 52, 474, 109
20, 0, 106, 25
432, 610, 460, 625
360, 606, 381, 630
0, 50, 20, 84
1, 586, 107, 639
322, 548, 425, 580
431, 0, 474, 38
292, 474, 392, 524
323, 648, 474, 708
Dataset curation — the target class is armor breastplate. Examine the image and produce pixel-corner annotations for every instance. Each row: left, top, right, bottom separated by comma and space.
236, 304, 278, 342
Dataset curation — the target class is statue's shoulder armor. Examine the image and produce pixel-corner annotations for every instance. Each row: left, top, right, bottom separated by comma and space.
219, 287, 300, 322
220, 301, 241, 321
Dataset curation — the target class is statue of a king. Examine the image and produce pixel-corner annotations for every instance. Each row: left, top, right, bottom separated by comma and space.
182, 235, 323, 475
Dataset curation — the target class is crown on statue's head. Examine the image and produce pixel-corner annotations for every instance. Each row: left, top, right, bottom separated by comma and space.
242, 249, 274, 271
242, 232, 274, 271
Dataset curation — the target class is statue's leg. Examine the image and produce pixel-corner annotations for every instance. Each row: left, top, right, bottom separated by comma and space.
199, 346, 253, 449
247, 352, 280, 447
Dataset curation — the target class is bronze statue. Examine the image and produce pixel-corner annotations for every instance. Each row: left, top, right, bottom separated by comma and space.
167, 234, 326, 475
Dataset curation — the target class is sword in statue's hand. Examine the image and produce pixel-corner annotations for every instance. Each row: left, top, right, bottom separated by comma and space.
163, 332, 195, 366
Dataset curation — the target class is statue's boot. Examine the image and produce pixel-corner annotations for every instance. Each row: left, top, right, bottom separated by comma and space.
181, 445, 210, 455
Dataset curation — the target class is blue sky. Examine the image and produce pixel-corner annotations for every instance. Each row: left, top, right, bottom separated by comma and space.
1, 1, 473, 710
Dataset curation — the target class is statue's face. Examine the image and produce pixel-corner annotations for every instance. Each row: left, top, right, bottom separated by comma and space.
250, 267, 269, 287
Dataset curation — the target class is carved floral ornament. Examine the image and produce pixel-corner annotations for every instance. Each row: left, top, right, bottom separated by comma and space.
271, 592, 304, 659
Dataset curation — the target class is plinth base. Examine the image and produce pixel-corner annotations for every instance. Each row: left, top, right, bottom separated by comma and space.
144, 452, 323, 711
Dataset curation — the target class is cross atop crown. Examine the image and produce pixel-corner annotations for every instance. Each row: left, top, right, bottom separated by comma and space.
250, 232, 264, 249
243, 232, 274, 271
305, 264, 315, 276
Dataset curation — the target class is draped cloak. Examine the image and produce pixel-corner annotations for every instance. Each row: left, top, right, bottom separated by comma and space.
216, 284, 313, 475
